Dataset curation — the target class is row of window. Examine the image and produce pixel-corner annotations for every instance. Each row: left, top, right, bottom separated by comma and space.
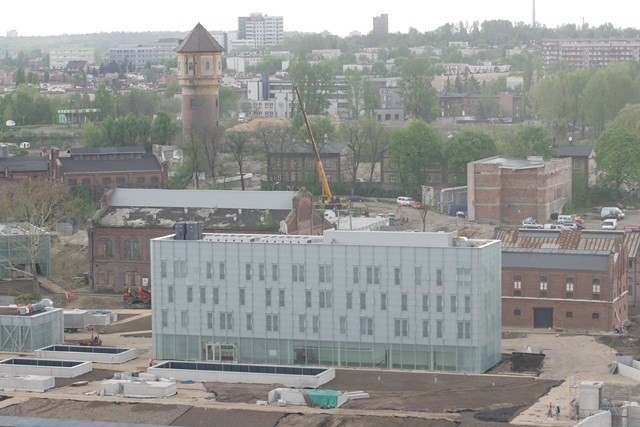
513, 309, 601, 320
163, 260, 470, 287
169, 286, 473, 314
161, 310, 472, 339
69, 176, 159, 186
513, 276, 601, 293
102, 239, 140, 259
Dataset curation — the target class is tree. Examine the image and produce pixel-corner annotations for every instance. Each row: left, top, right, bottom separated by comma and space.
344, 70, 365, 119
594, 128, 640, 201
389, 120, 442, 196
398, 57, 439, 121
0, 180, 85, 293
150, 112, 179, 146
607, 103, 640, 134
290, 61, 334, 115
362, 118, 388, 185
226, 130, 252, 190
219, 86, 238, 119
510, 125, 554, 159
445, 130, 498, 184
339, 120, 367, 185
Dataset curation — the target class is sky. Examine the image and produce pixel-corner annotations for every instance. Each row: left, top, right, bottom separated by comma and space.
2, 0, 638, 38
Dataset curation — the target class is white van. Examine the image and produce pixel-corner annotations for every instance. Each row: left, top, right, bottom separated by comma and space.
602, 218, 618, 230
397, 196, 414, 206
557, 215, 574, 224
601, 207, 625, 220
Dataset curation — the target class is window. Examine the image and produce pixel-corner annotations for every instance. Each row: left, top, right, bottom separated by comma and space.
422, 320, 429, 337
566, 278, 574, 292
457, 321, 464, 339
239, 288, 245, 306
209, 288, 217, 305
366, 266, 381, 285
168, 286, 174, 303
220, 312, 233, 330
339, 316, 347, 334
513, 275, 522, 289
437, 295, 443, 312
272, 264, 279, 281
436, 320, 443, 338
219, 262, 226, 280
353, 266, 359, 284
123, 239, 140, 259
299, 315, 306, 333
292, 264, 305, 282
394, 267, 401, 285
246, 313, 253, 331
173, 260, 186, 278
312, 315, 319, 333
539, 276, 548, 290
436, 269, 443, 286
181, 310, 188, 327
394, 319, 409, 337
207, 312, 213, 329
414, 266, 421, 286
450, 295, 457, 313
103, 240, 113, 258
566, 312, 573, 318
305, 290, 312, 308
592, 313, 600, 319
401, 293, 408, 311
465, 321, 471, 339
245, 263, 252, 280
380, 293, 387, 310
190, 99, 196, 109
187, 286, 193, 303
258, 263, 265, 281
160, 260, 167, 278
514, 309, 521, 316
593, 279, 601, 294
319, 265, 332, 283
360, 317, 374, 335
456, 268, 471, 286
360, 292, 367, 310
464, 295, 471, 313
319, 290, 332, 308
206, 262, 213, 279
266, 314, 279, 332
346, 292, 353, 309
265, 289, 272, 307
161, 310, 168, 327
422, 294, 429, 312
573, 159, 579, 170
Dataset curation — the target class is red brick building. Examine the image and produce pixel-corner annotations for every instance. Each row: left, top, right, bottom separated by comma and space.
49, 147, 168, 203
88, 188, 331, 290
0, 156, 49, 181
468, 156, 572, 224
495, 228, 628, 331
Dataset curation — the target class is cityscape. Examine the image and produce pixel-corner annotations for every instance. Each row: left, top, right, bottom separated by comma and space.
1, 5, 640, 426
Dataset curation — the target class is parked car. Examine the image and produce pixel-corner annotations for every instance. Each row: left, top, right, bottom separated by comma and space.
397, 196, 414, 206
347, 195, 365, 202
522, 217, 543, 229
411, 201, 425, 209
602, 218, 618, 230
601, 207, 625, 220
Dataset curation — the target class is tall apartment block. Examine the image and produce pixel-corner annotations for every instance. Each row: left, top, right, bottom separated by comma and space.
372, 14, 389, 36
542, 39, 640, 71
49, 44, 95, 69
150, 228, 502, 373
238, 13, 284, 47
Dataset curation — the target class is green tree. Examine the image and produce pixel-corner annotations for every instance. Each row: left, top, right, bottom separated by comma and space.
510, 124, 554, 159
594, 128, 640, 201
344, 70, 365, 119
339, 120, 367, 185
445, 130, 498, 184
290, 61, 334, 115
362, 118, 388, 185
389, 120, 442, 196
398, 57, 439, 121
151, 112, 179, 146
219, 86, 238, 118
606, 103, 640, 134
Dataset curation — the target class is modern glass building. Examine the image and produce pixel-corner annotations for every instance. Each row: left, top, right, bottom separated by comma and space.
151, 229, 502, 373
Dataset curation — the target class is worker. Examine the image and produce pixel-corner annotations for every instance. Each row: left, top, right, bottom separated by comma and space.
148, 358, 154, 367
547, 402, 553, 418
556, 404, 560, 419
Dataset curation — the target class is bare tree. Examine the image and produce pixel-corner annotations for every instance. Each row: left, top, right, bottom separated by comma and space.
362, 118, 389, 185
0, 180, 83, 293
226, 130, 252, 191
339, 120, 367, 185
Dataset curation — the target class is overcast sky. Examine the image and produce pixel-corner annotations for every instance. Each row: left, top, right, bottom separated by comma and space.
3, 1, 637, 38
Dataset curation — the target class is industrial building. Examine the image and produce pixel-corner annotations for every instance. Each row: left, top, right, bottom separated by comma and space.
0, 223, 51, 279
0, 303, 63, 352
150, 228, 502, 373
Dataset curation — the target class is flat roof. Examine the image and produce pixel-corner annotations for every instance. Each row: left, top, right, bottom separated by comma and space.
474, 156, 544, 170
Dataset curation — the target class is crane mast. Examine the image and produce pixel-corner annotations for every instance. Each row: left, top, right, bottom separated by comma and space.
293, 85, 334, 206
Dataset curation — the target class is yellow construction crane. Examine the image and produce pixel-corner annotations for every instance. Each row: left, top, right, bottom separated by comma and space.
293, 85, 345, 209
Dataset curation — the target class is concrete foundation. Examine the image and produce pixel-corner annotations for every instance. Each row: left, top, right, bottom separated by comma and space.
0, 375, 55, 392
148, 361, 335, 388
0, 358, 92, 378
100, 379, 176, 398
35, 345, 138, 364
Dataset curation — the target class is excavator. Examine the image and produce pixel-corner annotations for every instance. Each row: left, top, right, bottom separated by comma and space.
123, 286, 151, 308
293, 85, 347, 211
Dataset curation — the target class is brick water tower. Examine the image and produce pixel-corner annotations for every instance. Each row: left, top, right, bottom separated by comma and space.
176, 23, 224, 141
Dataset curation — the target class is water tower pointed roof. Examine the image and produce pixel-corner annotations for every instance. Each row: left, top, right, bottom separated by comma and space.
176, 23, 224, 53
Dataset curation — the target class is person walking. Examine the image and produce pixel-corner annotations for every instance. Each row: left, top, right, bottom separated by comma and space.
556, 404, 560, 420
547, 402, 553, 418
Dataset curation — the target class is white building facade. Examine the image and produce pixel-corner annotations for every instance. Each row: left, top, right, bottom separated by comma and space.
151, 229, 502, 373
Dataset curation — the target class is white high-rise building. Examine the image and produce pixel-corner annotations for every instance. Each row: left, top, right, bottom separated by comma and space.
150, 228, 502, 373
238, 13, 283, 47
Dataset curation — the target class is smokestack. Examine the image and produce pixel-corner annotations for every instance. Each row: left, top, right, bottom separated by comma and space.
532, 0, 536, 28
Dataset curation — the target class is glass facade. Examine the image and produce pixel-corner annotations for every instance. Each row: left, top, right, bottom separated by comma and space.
0, 308, 64, 352
151, 231, 502, 373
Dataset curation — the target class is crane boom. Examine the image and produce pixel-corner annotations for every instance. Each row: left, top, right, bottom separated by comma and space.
293, 85, 334, 206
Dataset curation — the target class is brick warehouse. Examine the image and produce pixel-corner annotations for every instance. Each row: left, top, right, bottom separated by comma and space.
467, 156, 572, 224
495, 228, 628, 331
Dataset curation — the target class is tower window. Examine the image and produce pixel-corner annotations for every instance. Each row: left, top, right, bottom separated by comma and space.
190, 99, 196, 109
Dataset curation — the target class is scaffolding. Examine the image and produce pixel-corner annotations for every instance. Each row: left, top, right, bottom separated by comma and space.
0, 223, 51, 279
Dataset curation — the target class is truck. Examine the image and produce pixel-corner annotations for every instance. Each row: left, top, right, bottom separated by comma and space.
293, 85, 347, 211
123, 287, 151, 307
